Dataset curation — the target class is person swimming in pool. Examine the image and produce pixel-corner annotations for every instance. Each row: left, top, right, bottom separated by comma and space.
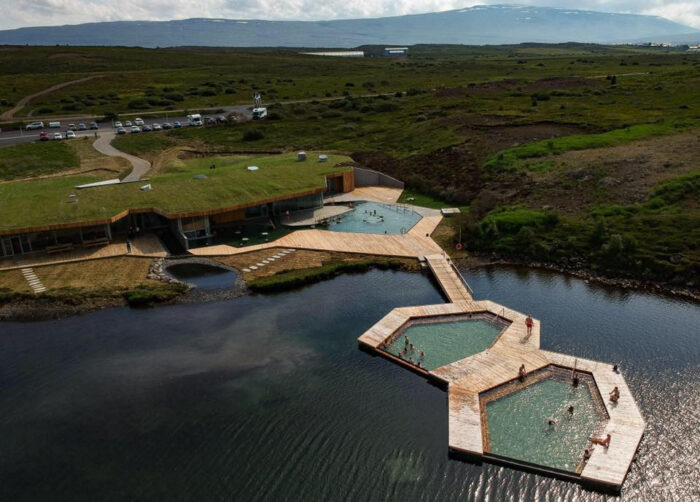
420, 351, 425, 359
548, 418, 557, 428
590, 434, 611, 448
568, 405, 574, 417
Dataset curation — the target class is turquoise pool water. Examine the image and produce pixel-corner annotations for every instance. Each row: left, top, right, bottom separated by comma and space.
325, 201, 422, 235
383, 319, 503, 370
486, 376, 605, 472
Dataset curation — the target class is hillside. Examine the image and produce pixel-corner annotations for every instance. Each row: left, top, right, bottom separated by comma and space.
0, 5, 697, 47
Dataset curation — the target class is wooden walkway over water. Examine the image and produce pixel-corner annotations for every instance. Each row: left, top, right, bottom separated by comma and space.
358, 299, 645, 492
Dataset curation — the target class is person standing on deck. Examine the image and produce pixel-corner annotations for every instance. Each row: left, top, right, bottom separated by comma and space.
126, 239, 131, 254
525, 316, 534, 336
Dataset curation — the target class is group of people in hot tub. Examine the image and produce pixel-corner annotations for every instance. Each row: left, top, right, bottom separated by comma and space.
396, 335, 425, 367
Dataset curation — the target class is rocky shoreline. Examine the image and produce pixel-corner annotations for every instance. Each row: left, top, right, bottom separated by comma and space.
458, 254, 700, 303
2, 254, 696, 322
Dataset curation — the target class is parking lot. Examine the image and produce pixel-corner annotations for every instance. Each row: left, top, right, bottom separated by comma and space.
0, 105, 252, 148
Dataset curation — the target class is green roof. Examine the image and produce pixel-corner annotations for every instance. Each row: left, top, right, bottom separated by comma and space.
0, 153, 352, 234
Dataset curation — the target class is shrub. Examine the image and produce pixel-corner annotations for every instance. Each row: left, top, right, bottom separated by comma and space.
127, 99, 149, 109
163, 92, 184, 102
242, 129, 264, 141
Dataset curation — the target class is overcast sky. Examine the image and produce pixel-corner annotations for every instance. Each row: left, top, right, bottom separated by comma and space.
5, 1, 700, 30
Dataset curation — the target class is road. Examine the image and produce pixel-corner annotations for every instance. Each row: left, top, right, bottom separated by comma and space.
0, 105, 252, 148
0, 75, 105, 121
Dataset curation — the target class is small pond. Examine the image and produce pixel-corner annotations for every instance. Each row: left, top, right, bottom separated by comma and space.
167, 263, 238, 289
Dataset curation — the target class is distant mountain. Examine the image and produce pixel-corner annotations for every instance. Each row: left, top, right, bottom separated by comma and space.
0, 5, 697, 48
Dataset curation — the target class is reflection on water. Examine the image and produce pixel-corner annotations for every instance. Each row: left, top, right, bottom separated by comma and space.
0, 266, 698, 501
166, 263, 239, 289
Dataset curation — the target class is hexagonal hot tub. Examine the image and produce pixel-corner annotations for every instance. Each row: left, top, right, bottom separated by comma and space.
379, 313, 511, 371
480, 365, 609, 473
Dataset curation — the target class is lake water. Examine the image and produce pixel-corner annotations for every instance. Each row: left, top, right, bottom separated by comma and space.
1, 266, 698, 501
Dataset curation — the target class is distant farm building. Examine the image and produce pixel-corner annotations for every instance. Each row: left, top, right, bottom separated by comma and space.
300, 51, 364, 57
383, 47, 408, 57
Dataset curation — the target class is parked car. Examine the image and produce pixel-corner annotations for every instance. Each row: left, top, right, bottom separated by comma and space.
114, 121, 123, 128
90, 122, 99, 130
67, 124, 76, 131
217, 115, 228, 124
53, 132, 63, 140
39, 131, 49, 141
141, 124, 152, 132
152, 123, 162, 131
124, 121, 133, 127
77, 123, 87, 131
134, 118, 144, 126
48, 121, 61, 128
116, 127, 127, 135
204, 116, 216, 125
130, 125, 140, 133
66, 130, 76, 139
173, 121, 182, 128
162, 122, 173, 130
26, 121, 44, 130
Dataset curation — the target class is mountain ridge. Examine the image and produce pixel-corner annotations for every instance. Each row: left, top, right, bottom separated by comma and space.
0, 5, 697, 48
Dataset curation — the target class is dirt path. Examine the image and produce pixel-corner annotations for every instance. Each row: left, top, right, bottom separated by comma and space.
0, 75, 104, 121
92, 132, 151, 181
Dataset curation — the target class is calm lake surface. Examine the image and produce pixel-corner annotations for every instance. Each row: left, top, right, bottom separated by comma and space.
1, 266, 698, 501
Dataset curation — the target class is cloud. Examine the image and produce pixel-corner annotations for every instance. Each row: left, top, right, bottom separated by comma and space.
2, 1, 699, 30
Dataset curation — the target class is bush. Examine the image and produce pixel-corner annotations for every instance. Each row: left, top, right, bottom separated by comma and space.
163, 92, 184, 102
242, 129, 264, 141
127, 99, 149, 109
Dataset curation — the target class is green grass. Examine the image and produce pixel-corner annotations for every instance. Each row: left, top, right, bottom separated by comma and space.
0, 153, 351, 232
0, 141, 79, 181
397, 188, 458, 209
484, 121, 697, 172
248, 259, 406, 292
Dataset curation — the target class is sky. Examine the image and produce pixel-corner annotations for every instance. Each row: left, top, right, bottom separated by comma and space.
3, 1, 700, 31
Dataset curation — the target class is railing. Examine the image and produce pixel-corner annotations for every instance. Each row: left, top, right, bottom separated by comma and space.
450, 259, 475, 296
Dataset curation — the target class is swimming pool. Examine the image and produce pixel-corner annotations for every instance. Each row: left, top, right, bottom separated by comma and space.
382, 315, 506, 370
484, 369, 607, 473
323, 201, 422, 235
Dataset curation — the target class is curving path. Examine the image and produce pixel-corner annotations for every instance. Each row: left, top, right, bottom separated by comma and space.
92, 132, 151, 181
0, 75, 104, 121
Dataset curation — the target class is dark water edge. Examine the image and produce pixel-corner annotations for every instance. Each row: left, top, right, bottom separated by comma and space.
0, 266, 698, 501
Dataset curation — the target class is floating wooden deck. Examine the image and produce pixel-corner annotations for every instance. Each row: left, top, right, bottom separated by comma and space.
358, 299, 645, 492
425, 254, 472, 303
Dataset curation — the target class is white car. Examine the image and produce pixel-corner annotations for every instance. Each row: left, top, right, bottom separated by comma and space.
53, 132, 63, 140
25, 121, 44, 130
66, 130, 76, 139
124, 120, 133, 127
134, 118, 144, 126
152, 123, 162, 131
130, 125, 141, 133
114, 121, 123, 128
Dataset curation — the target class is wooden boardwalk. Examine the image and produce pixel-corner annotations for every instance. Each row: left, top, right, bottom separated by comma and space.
0, 234, 167, 271
357, 299, 645, 492
425, 254, 472, 302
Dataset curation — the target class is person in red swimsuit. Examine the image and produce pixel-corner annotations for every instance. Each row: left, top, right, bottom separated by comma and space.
525, 316, 534, 336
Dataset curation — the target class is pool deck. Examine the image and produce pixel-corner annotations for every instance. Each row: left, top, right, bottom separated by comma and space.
358, 299, 645, 492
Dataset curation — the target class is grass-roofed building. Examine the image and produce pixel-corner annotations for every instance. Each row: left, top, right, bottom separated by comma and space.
0, 152, 355, 257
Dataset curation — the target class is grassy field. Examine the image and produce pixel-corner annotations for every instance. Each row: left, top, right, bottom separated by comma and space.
0, 152, 351, 232
0, 141, 79, 180
3, 44, 699, 287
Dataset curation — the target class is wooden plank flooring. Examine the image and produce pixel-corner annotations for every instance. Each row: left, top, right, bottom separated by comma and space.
358, 297, 645, 490
425, 254, 473, 302
0, 234, 167, 271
